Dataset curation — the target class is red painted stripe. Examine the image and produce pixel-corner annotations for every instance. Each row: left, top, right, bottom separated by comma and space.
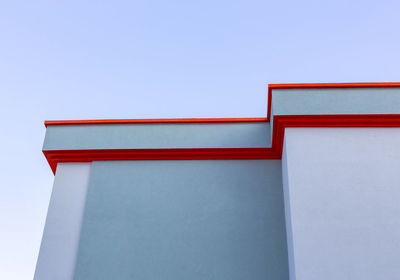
44, 118, 268, 127
43, 114, 400, 174
273, 114, 400, 157
43, 148, 279, 174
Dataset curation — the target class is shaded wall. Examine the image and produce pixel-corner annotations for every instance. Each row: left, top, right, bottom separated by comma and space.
73, 160, 289, 280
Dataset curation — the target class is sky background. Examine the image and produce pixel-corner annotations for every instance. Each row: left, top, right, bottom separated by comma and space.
0, 0, 399, 279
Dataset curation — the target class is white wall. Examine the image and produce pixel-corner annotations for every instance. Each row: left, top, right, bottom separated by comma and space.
34, 163, 91, 280
283, 127, 400, 280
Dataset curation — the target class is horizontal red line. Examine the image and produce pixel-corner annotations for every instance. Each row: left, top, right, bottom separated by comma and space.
44, 117, 268, 127
44, 147, 272, 158
43, 148, 279, 174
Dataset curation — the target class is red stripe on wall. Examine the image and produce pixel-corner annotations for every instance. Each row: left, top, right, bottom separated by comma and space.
43, 148, 280, 174
44, 118, 268, 127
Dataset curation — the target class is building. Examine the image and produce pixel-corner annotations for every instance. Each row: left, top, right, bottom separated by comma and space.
35, 83, 400, 280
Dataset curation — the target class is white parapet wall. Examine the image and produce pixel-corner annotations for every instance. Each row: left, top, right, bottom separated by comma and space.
282, 127, 400, 280
34, 163, 91, 280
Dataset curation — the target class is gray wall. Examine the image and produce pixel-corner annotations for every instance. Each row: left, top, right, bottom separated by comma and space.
73, 160, 289, 280
43, 122, 271, 150
272, 88, 400, 116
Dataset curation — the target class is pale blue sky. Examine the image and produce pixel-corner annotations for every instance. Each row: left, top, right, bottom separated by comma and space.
0, 0, 399, 278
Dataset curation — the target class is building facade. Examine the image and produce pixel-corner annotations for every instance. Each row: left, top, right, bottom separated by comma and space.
35, 83, 400, 280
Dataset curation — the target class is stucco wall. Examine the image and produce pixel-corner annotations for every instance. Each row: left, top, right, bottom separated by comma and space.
43, 122, 271, 150
34, 163, 91, 280
283, 127, 400, 280
272, 88, 400, 116
73, 160, 289, 280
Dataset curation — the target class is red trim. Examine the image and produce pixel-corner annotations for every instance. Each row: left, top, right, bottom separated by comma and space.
43, 83, 400, 174
44, 118, 268, 127
273, 114, 400, 157
43, 114, 400, 174
43, 148, 279, 174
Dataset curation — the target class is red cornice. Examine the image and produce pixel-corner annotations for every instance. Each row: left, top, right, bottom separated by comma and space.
43, 147, 280, 174
43, 83, 400, 174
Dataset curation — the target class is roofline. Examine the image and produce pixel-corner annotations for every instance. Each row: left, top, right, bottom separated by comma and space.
42, 82, 400, 174
44, 82, 400, 126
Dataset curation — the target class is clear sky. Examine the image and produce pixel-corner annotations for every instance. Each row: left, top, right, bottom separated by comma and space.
0, 0, 399, 278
